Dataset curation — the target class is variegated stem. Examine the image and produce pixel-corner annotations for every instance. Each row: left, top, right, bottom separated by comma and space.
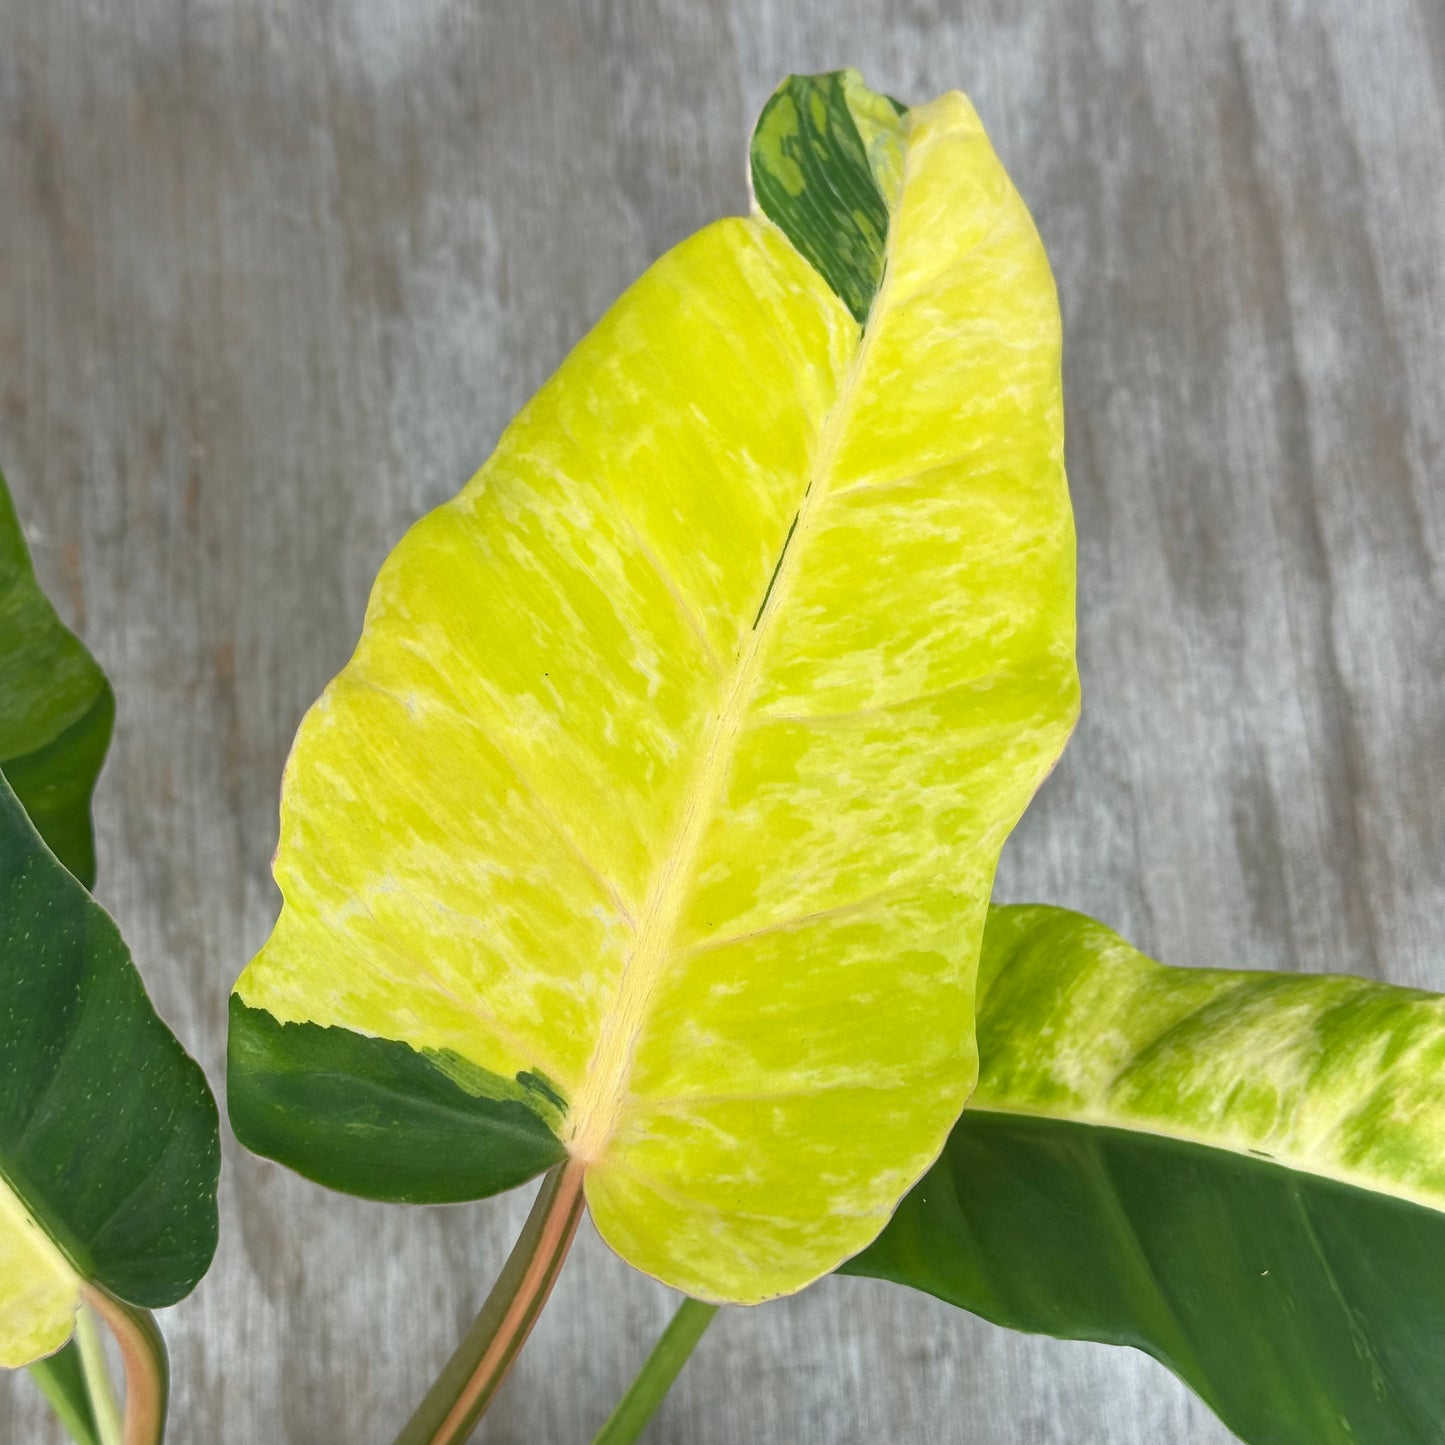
393, 1160, 586, 1445
590, 1296, 718, 1445
74, 1306, 123, 1445
79, 1286, 168, 1445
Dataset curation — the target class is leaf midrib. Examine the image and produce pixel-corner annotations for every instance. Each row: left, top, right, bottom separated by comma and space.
564, 169, 911, 1166
966, 1103, 1445, 1216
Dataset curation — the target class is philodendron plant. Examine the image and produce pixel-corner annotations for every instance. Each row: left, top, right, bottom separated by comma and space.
3, 67, 1444, 1445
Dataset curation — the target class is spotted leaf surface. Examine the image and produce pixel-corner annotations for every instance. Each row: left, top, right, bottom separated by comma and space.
848, 905, 1445, 1444
0, 775, 220, 1367
230, 74, 1077, 1304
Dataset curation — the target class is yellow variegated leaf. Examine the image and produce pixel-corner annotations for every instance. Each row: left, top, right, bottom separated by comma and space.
229, 72, 1077, 1304
849, 906, 1445, 1445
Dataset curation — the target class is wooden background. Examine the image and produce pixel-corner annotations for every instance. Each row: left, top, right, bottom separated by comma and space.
3, 1, 1442, 1441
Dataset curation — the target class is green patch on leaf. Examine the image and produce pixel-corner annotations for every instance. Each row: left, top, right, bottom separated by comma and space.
228, 998, 568, 1204
750, 70, 908, 323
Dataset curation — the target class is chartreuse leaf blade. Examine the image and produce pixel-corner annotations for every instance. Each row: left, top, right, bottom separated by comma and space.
229, 74, 1076, 1304
0, 470, 114, 887
846, 905, 1445, 1445
0, 773, 220, 1368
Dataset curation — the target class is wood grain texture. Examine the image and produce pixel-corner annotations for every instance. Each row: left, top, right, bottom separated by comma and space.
1, 1, 1441, 1441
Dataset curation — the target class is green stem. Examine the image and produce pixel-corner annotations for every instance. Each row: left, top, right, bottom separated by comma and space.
392, 1160, 587, 1445
591, 1297, 719, 1445
74, 1306, 124, 1445
28, 1339, 101, 1445
80, 1288, 168, 1445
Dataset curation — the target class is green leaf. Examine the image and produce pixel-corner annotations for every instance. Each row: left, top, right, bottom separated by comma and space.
846, 905, 1445, 1445
0, 772, 220, 1368
0, 470, 114, 888
229, 72, 1077, 1305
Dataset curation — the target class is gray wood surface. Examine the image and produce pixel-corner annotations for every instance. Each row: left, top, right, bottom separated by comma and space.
2, 1, 1442, 1441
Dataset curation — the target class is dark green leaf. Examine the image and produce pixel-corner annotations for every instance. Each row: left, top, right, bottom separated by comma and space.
0, 471, 113, 887
0, 772, 220, 1364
